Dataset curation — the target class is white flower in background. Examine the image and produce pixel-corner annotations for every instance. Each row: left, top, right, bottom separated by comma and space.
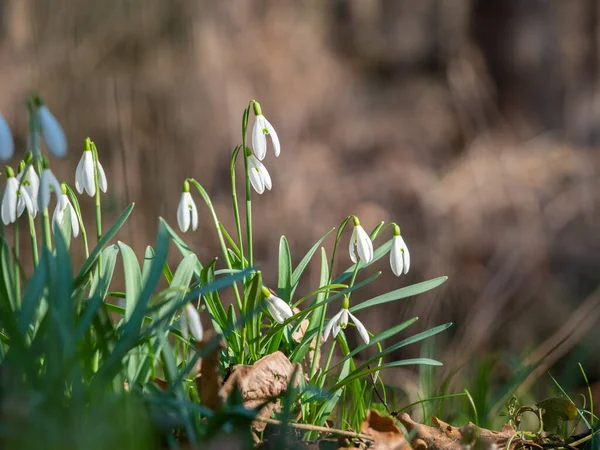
1, 166, 35, 225
180, 303, 203, 341
52, 184, 79, 237
0, 113, 14, 161
262, 287, 293, 324
75, 149, 107, 196
37, 104, 67, 157
390, 224, 410, 276
251, 101, 280, 160
177, 180, 198, 233
248, 153, 272, 195
323, 296, 370, 344
349, 216, 373, 264
39, 164, 62, 211
17, 161, 40, 215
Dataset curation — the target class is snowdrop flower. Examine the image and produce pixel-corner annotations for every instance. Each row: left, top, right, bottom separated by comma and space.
1, 166, 35, 225
0, 113, 14, 160
17, 156, 40, 215
52, 183, 79, 237
248, 151, 272, 195
262, 286, 293, 324
390, 224, 410, 276
251, 100, 280, 160
177, 180, 198, 233
349, 216, 373, 264
36, 103, 67, 157
180, 303, 203, 342
75, 146, 107, 196
39, 160, 62, 210
323, 295, 370, 344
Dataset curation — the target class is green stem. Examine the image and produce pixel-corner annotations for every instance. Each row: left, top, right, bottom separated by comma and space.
27, 212, 38, 266
346, 263, 361, 301
64, 185, 89, 259
188, 179, 243, 312
242, 104, 253, 267
229, 145, 244, 268
42, 208, 52, 250
91, 143, 103, 269
13, 220, 20, 303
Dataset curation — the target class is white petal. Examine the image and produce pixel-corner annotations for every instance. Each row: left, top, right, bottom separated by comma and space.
399, 236, 410, 274
177, 193, 191, 232
69, 201, 80, 237
75, 155, 85, 194
39, 169, 61, 210
82, 151, 96, 196
97, 161, 108, 193
349, 312, 370, 344
266, 294, 293, 324
2, 179, 18, 224
0, 114, 14, 160
332, 322, 342, 338
26, 167, 40, 211
51, 195, 66, 234
349, 227, 358, 263
189, 197, 198, 231
356, 225, 374, 263
252, 116, 267, 160
263, 117, 280, 157
257, 160, 272, 191
248, 156, 265, 194
185, 303, 203, 341
390, 235, 404, 277
19, 188, 34, 217
38, 105, 67, 157
324, 309, 344, 341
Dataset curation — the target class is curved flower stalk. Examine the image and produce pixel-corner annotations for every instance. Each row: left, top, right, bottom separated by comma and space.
1, 166, 35, 225
349, 216, 373, 264
390, 224, 410, 276
75, 147, 107, 196
39, 160, 62, 211
323, 295, 370, 344
177, 180, 198, 232
262, 286, 293, 324
52, 183, 79, 237
251, 100, 280, 160
0, 113, 14, 160
180, 302, 203, 341
247, 151, 272, 195
36, 101, 67, 158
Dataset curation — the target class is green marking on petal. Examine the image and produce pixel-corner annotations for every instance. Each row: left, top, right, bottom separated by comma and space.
262, 127, 268, 135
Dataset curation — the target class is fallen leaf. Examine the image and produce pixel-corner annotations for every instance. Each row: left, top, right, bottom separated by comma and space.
360, 410, 408, 450
194, 331, 226, 411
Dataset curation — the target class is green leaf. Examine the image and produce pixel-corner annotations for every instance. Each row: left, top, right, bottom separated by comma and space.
536, 397, 578, 429
17, 253, 47, 334
118, 241, 142, 321
141, 246, 155, 285
278, 236, 292, 302
291, 228, 334, 298
245, 272, 263, 360
350, 276, 448, 313
1, 238, 17, 311
75, 203, 135, 286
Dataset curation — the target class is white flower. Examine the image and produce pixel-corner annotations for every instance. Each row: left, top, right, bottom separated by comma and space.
52, 192, 79, 237
0, 113, 14, 160
180, 303, 203, 341
349, 218, 373, 264
37, 105, 67, 157
248, 154, 272, 194
262, 287, 294, 324
251, 102, 280, 160
323, 306, 370, 345
1, 170, 35, 225
75, 150, 107, 196
39, 167, 62, 210
177, 190, 198, 233
17, 165, 40, 216
390, 233, 410, 276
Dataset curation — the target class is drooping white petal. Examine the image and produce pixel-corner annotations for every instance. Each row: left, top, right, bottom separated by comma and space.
97, 161, 108, 193
1, 178, 18, 225
68, 200, 80, 237
18, 187, 35, 217
252, 115, 267, 160
75, 155, 85, 194
79, 151, 96, 196
355, 225, 374, 263
263, 116, 280, 157
248, 155, 269, 194
37, 105, 67, 157
0, 113, 14, 161
39, 168, 61, 210
185, 303, 203, 341
177, 192, 192, 232
349, 227, 358, 263
398, 235, 410, 274
259, 163, 272, 191
266, 294, 293, 324
52, 194, 67, 234
323, 308, 345, 341
390, 235, 404, 276
189, 196, 198, 231
339, 309, 349, 328
349, 312, 370, 344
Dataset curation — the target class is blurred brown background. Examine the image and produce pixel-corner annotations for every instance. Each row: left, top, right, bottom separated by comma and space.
3, 0, 600, 417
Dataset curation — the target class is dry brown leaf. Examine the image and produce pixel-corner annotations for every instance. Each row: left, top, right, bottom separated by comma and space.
360, 410, 408, 450
220, 351, 303, 431
194, 331, 226, 411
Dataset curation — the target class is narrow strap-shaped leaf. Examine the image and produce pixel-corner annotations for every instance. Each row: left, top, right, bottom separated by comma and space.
291, 228, 334, 298
278, 236, 292, 301
118, 241, 142, 321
